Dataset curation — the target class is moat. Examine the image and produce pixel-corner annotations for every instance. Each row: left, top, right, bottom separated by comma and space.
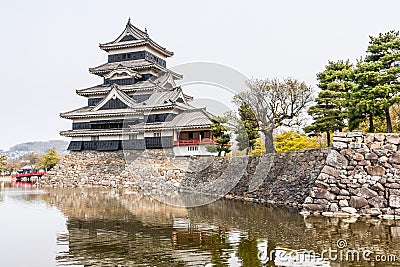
1, 181, 400, 266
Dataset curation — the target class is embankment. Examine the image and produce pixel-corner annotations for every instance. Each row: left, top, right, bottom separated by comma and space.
39, 133, 400, 218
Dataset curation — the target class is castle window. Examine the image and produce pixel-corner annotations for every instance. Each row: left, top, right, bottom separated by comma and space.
187, 146, 198, 151
91, 136, 99, 141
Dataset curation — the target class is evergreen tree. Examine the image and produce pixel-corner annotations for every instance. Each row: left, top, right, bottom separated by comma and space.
350, 31, 400, 132
205, 116, 231, 157
235, 103, 259, 155
349, 60, 384, 132
305, 60, 354, 146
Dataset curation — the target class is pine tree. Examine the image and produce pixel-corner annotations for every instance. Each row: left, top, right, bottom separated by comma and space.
349, 60, 384, 132
205, 116, 231, 157
349, 31, 400, 132
235, 103, 259, 155
305, 60, 354, 145
365, 30, 400, 132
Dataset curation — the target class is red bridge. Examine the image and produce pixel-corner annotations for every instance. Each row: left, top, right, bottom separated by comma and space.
12, 172, 46, 181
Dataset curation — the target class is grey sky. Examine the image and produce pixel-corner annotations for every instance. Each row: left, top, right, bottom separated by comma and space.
1, 0, 400, 150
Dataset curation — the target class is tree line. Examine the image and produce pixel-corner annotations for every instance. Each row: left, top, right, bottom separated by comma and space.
207, 30, 400, 155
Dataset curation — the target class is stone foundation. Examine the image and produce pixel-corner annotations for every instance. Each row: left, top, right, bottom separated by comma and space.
302, 132, 400, 219
39, 133, 400, 218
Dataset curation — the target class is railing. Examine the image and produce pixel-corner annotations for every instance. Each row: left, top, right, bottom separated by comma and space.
173, 139, 233, 146
12, 172, 46, 179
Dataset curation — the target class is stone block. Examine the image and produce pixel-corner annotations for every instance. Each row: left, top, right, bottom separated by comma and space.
371, 182, 385, 192
329, 203, 339, 212
359, 160, 371, 166
310, 188, 336, 201
374, 134, 386, 142
370, 143, 383, 150
314, 180, 330, 190
369, 196, 387, 208
314, 199, 330, 205
389, 152, 400, 164
389, 195, 400, 208
354, 153, 364, 161
302, 204, 328, 211
321, 165, 341, 178
361, 208, 382, 216
304, 197, 313, 204
339, 189, 350, 195
391, 227, 400, 238
378, 156, 389, 163
349, 196, 369, 208
387, 183, 400, 189
353, 187, 378, 199
326, 150, 349, 169
347, 132, 363, 138
333, 137, 351, 142
332, 142, 348, 150
339, 199, 349, 207
366, 166, 386, 176
364, 134, 375, 144
365, 152, 378, 160
383, 144, 398, 151
340, 148, 355, 159
334, 132, 348, 137
342, 207, 358, 213
349, 143, 363, 149
387, 135, 400, 145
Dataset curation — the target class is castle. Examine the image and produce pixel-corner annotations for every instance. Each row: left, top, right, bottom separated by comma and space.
61, 19, 216, 156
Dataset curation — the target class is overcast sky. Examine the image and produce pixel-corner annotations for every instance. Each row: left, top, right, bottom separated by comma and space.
1, 0, 400, 150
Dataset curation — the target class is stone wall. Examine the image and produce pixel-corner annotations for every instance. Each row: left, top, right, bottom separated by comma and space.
302, 132, 400, 219
39, 148, 327, 208
39, 133, 400, 218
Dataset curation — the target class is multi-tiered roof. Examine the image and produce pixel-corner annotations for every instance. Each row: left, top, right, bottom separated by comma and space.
61, 19, 214, 153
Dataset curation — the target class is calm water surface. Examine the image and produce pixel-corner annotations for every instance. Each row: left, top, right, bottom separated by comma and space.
0, 181, 400, 267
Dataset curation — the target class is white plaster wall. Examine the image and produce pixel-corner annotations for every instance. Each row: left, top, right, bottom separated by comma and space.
71, 136, 91, 141
173, 145, 217, 157
99, 135, 121, 141
143, 130, 173, 137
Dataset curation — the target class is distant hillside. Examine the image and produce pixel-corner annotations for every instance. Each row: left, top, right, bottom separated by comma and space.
8, 140, 69, 156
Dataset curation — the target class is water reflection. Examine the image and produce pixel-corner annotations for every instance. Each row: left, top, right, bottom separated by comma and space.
42, 188, 400, 266
1, 184, 400, 266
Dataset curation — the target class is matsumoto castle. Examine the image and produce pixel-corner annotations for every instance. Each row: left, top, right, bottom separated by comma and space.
61, 19, 216, 156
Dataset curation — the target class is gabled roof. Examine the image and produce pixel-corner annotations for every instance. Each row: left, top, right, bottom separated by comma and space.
138, 87, 187, 109
92, 84, 137, 111
150, 70, 177, 89
89, 59, 154, 75
129, 108, 213, 131
103, 66, 142, 79
99, 19, 173, 57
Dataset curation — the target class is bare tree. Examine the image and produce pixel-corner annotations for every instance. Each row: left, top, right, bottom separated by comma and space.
234, 78, 314, 153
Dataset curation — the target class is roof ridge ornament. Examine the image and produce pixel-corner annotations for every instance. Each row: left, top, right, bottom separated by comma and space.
127, 17, 131, 25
